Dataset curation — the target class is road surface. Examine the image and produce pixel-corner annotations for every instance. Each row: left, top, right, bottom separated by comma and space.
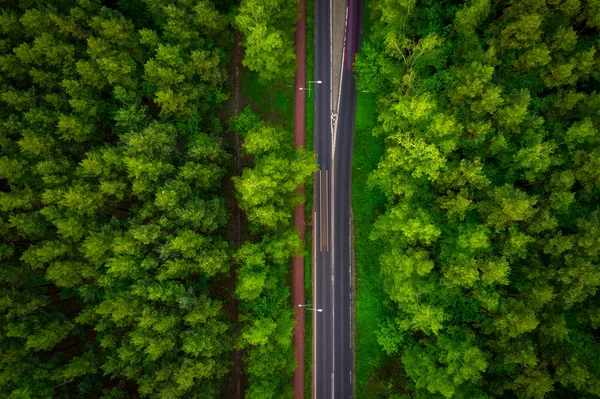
313, 0, 363, 398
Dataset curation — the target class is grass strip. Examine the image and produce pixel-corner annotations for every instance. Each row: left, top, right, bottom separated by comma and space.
304, 0, 315, 397
352, 89, 388, 396
240, 71, 294, 130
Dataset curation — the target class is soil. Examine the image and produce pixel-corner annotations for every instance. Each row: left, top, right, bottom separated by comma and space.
219, 29, 245, 399
231, 30, 243, 399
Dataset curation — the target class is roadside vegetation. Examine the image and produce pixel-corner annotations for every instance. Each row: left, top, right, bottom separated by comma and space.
235, 0, 318, 397
235, 0, 298, 85
230, 107, 315, 398
352, 90, 392, 396
0, 0, 309, 397
305, 1, 316, 397
354, 0, 600, 397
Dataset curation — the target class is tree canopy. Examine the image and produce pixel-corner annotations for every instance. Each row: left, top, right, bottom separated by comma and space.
0, 0, 235, 397
231, 107, 316, 398
235, 0, 299, 83
357, 0, 600, 397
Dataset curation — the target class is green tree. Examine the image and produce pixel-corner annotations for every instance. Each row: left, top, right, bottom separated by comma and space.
235, 0, 298, 82
234, 119, 316, 230
231, 105, 310, 396
0, 0, 234, 397
357, 0, 600, 397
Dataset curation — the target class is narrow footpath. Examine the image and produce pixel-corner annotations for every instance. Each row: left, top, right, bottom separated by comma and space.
292, 0, 307, 398
232, 30, 243, 399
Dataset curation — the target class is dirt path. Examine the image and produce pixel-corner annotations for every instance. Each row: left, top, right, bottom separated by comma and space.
292, 0, 307, 398
232, 30, 243, 399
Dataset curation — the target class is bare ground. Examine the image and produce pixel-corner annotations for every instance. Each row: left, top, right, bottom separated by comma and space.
219, 29, 244, 399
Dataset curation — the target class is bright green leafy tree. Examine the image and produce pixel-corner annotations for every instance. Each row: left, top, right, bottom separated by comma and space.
357, 0, 600, 397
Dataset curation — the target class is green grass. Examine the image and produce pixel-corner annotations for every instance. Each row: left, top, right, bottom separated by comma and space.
305, 0, 315, 397
352, 90, 388, 397
241, 71, 294, 130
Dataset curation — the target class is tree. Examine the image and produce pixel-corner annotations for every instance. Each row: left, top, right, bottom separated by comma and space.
235, 0, 298, 83
358, 0, 600, 397
0, 0, 234, 397
231, 105, 309, 396
234, 120, 316, 230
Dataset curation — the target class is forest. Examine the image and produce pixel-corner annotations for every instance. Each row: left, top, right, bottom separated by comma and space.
3, 0, 600, 398
0, 0, 309, 398
355, 0, 600, 397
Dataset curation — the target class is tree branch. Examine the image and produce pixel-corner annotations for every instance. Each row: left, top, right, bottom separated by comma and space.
480, 307, 503, 318
442, 24, 461, 46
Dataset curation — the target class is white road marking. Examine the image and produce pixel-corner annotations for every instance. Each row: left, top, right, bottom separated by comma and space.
326, 170, 329, 252
331, 219, 335, 398
319, 170, 322, 252
330, 0, 336, 163
331, 112, 337, 161
330, 0, 334, 113
329, 1, 336, 398
312, 210, 317, 399
332, 0, 350, 163
331, 373, 335, 399
338, 1, 349, 111
330, 165, 336, 399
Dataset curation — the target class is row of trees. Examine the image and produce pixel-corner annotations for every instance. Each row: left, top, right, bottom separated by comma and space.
356, 0, 600, 397
231, 108, 315, 398
0, 0, 304, 397
233, 1, 309, 397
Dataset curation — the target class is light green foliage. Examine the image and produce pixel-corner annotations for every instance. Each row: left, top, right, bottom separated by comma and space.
372, 203, 441, 246
236, 230, 301, 301
402, 327, 488, 398
357, 0, 600, 397
235, 0, 298, 82
234, 117, 317, 230
243, 125, 287, 155
232, 105, 307, 396
235, 149, 316, 229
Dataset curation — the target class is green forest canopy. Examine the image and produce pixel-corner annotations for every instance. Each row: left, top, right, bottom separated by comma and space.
356, 0, 600, 397
4, 0, 600, 398
0, 0, 307, 398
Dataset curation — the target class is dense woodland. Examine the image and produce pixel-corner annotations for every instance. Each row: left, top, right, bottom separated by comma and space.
356, 0, 600, 397
0, 0, 305, 398
4, 0, 600, 398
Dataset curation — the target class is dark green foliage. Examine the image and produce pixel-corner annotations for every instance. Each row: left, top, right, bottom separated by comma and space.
0, 0, 234, 397
357, 0, 600, 397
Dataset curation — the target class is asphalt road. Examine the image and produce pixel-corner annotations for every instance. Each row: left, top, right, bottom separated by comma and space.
313, 0, 363, 398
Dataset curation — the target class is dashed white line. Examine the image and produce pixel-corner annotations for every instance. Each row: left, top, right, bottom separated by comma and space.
331, 373, 335, 399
